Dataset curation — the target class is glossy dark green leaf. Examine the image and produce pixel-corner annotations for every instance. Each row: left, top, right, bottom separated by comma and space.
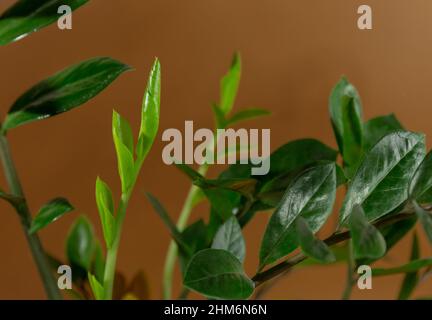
0, 0, 89, 46
329, 77, 363, 177
211, 216, 245, 263
3, 57, 131, 131
226, 108, 271, 126
296, 217, 335, 263
398, 234, 420, 300
66, 216, 95, 271
179, 220, 208, 275
145, 193, 192, 255
219, 53, 241, 115
95, 177, 115, 248
29, 197, 74, 234
410, 150, 432, 204
349, 205, 386, 260
339, 131, 425, 224
136, 59, 161, 162
88, 272, 104, 300
414, 202, 432, 243
373, 258, 432, 276
184, 249, 254, 300
259, 162, 336, 268
364, 114, 404, 151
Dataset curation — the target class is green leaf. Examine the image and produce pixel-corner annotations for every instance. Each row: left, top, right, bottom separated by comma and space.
112, 114, 135, 193
95, 177, 115, 248
66, 216, 95, 271
0, 0, 89, 46
112, 110, 134, 154
349, 205, 386, 260
219, 53, 241, 115
329, 77, 363, 177
29, 197, 74, 234
226, 108, 271, 126
211, 216, 245, 263
259, 162, 336, 268
373, 258, 432, 276
136, 58, 161, 162
174, 163, 204, 181
145, 193, 192, 255
339, 131, 425, 224
3, 57, 131, 131
212, 104, 226, 129
179, 220, 208, 275
413, 202, 432, 243
364, 114, 404, 151
410, 150, 432, 204
88, 272, 104, 300
184, 249, 254, 299
296, 217, 335, 263
398, 234, 420, 300
92, 241, 105, 284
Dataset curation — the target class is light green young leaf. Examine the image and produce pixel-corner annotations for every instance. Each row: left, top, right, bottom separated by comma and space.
88, 273, 104, 300
339, 131, 425, 225
0, 0, 89, 46
413, 202, 432, 243
226, 108, 271, 126
112, 110, 134, 154
364, 114, 404, 151
95, 177, 115, 248
259, 162, 336, 268
398, 234, 420, 300
112, 114, 135, 193
66, 216, 95, 271
219, 53, 241, 115
211, 216, 245, 263
3, 57, 131, 131
296, 217, 335, 263
136, 58, 161, 162
212, 104, 226, 129
329, 77, 363, 177
29, 198, 74, 234
184, 249, 254, 300
349, 205, 386, 260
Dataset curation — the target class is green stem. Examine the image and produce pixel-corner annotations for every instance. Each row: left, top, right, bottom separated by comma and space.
342, 240, 355, 300
103, 192, 131, 300
162, 164, 209, 299
0, 134, 62, 300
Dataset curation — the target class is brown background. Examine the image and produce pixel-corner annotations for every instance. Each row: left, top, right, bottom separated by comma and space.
0, 0, 431, 299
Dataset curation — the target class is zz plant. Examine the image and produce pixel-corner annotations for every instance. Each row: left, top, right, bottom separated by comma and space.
149, 59, 432, 300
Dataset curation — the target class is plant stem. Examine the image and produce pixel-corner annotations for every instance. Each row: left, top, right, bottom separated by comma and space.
252, 212, 415, 287
103, 192, 131, 300
0, 134, 62, 300
162, 164, 209, 299
342, 240, 355, 300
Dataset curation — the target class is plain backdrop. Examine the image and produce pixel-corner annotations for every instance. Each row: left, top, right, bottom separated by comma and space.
0, 0, 431, 299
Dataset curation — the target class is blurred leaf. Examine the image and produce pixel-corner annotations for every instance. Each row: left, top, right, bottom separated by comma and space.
398, 234, 420, 300
95, 177, 115, 248
3, 57, 131, 131
219, 53, 241, 115
112, 111, 134, 154
339, 131, 425, 225
145, 193, 192, 255
364, 114, 404, 151
136, 58, 161, 162
329, 77, 363, 177
373, 258, 432, 276
296, 217, 335, 263
414, 202, 432, 243
349, 205, 386, 260
0, 0, 89, 46
66, 216, 95, 271
184, 249, 254, 300
259, 162, 336, 268
29, 197, 74, 234
211, 216, 245, 263
226, 108, 271, 126
88, 273, 104, 300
